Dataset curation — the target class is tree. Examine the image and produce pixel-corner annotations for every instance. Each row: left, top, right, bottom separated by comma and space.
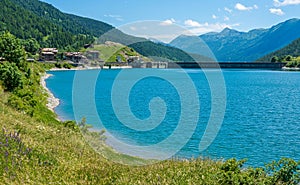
271, 56, 279, 63
0, 62, 23, 91
22, 38, 40, 55
0, 32, 26, 66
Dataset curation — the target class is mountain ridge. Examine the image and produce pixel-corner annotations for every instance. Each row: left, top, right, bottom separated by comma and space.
170, 18, 300, 61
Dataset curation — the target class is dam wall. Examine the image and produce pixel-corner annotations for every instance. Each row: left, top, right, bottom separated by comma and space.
167, 62, 286, 69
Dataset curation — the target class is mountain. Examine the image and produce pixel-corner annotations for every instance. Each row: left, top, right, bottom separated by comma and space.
0, 0, 194, 62
258, 37, 300, 61
170, 18, 300, 62
169, 35, 216, 60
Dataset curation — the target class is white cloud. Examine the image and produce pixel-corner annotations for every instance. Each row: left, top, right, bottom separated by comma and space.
184, 19, 202, 27
253, 4, 259, 9
129, 26, 137, 31
274, 0, 300, 6
212, 14, 218, 19
224, 16, 230, 21
235, 3, 255, 11
104, 14, 123, 21
224, 7, 233, 13
160, 18, 176, 26
269, 8, 285, 15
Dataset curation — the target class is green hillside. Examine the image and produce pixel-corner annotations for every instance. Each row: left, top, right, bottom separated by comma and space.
258, 38, 300, 62
85, 41, 151, 62
0, 0, 94, 50
0, 0, 194, 61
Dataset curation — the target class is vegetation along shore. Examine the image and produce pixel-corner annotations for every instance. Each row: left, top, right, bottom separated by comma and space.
0, 30, 300, 184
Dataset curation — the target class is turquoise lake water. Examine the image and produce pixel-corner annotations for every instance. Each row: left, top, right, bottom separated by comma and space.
46, 69, 300, 166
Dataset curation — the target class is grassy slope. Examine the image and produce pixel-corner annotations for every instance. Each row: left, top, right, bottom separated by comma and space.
0, 90, 225, 184
83, 42, 151, 62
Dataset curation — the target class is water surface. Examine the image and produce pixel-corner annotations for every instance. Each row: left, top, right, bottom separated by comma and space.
46, 69, 300, 166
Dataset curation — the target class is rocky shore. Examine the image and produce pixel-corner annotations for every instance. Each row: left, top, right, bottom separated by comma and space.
41, 73, 60, 112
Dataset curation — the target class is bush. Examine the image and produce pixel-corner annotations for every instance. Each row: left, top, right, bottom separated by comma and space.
0, 62, 23, 91
0, 32, 26, 67
286, 61, 300, 68
266, 158, 300, 184
7, 88, 38, 116
62, 62, 73, 69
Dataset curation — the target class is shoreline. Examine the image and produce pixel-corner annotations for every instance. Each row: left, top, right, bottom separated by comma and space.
41, 73, 60, 113
282, 66, 300, 71
47, 65, 132, 72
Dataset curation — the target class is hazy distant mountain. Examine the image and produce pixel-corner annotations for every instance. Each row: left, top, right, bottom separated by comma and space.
169, 35, 216, 60
258, 37, 300, 62
170, 18, 300, 62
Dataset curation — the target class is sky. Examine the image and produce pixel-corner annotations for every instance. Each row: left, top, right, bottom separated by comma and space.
41, 0, 300, 42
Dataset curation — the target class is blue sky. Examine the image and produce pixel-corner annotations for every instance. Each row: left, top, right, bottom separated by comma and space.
41, 0, 300, 39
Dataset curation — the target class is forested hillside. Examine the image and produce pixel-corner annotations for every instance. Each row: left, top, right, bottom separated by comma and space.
258, 38, 300, 62
0, 0, 194, 61
0, 0, 94, 50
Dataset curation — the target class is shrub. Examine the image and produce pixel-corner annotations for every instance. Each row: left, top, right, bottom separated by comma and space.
0, 62, 23, 91
266, 158, 300, 184
0, 32, 26, 67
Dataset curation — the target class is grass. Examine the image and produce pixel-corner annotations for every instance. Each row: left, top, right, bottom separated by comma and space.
83, 42, 151, 62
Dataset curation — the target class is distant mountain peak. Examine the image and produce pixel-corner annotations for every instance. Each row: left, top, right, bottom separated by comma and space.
220, 27, 240, 34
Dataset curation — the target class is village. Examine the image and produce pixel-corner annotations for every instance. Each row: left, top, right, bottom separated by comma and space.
38, 46, 142, 69
37, 46, 173, 69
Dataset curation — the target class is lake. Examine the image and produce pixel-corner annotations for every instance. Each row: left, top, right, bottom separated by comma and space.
45, 68, 300, 166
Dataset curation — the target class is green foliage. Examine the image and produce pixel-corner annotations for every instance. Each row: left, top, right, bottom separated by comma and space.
271, 56, 279, 63
54, 62, 73, 69
8, 87, 38, 116
0, 0, 95, 50
266, 158, 300, 184
285, 55, 293, 61
219, 159, 250, 184
62, 120, 79, 131
22, 38, 40, 55
129, 41, 195, 62
286, 61, 300, 68
78, 118, 106, 142
0, 32, 26, 66
0, 62, 23, 91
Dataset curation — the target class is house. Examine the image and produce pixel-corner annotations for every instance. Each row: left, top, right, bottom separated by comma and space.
86, 51, 99, 60
39, 48, 58, 61
65, 52, 84, 63
127, 56, 140, 63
